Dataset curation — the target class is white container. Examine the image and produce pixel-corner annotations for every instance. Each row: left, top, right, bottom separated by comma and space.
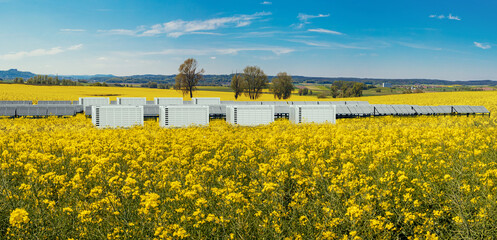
159, 106, 209, 128
289, 105, 336, 124
226, 105, 275, 126
116, 97, 147, 105
191, 97, 220, 105
79, 97, 110, 107
92, 106, 144, 128
154, 97, 183, 105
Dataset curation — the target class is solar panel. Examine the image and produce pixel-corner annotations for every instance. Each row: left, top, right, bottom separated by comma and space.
386, 105, 398, 115
85, 106, 92, 115
16, 106, 48, 117
453, 105, 473, 114
335, 105, 351, 115
146, 101, 155, 105
305, 101, 318, 105
356, 101, 370, 105
0, 106, 16, 117
400, 105, 416, 115
463, 105, 475, 114
412, 106, 426, 115
359, 105, 374, 115
439, 106, 453, 114
391, 105, 405, 115
471, 106, 490, 114
208, 105, 224, 115
274, 105, 291, 114
290, 101, 306, 105
143, 105, 160, 117
373, 105, 391, 115
265, 101, 287, 105
47, 105, 77, 116
220, 101, 235, 105
183, 101, 193, 105
38, 101, 72, 105
346, 105, 361, 115
0, 101, 32, 105
74, 105, 84, 113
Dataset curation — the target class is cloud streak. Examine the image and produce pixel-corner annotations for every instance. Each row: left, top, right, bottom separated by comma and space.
308, 28, 344, 35
260, 1, 272, 5
99, 12, 271, 38
118, 47, 294, 57
397, 42, 442, 51
429, 13, 461, 21
60, 28, 86, 32
290, 39, 371, 49
292, 13, 330, 29
0, 44, 83, 60
474, 42, 491, 49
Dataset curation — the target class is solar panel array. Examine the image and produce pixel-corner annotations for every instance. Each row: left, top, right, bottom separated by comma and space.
0, 97, 491, 119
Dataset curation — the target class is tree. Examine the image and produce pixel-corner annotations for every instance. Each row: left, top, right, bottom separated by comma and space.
241, 66, 268, 100
174, 58, 204, 98
330, 85, 339, 98
271, 72, 294, 99
230, 72, 244, 99
351, 82, 364, 97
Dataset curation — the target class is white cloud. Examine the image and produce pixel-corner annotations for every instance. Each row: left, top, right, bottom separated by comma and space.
397, 42, 442, 51
448, 14, 461, 20
429, 13, 461, 21
60, 29, 86, 32
308, 28, 344, 35
98, 29, 141, 36
100, 12, 271, 38
118, 47, 294, 57
0, 44, 83, 60
290, 39, 330, 47
67, 44, 83, 50
474, 42, 491, 49
292, 13, 330, 29
297, 13, 330, 22
261, 1, 272, 5
290, 39, 371, 49
210, 56, 216, 60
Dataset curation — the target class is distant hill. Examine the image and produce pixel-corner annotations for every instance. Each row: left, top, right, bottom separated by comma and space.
1, 69, 496, 86
0, 69, 36, 80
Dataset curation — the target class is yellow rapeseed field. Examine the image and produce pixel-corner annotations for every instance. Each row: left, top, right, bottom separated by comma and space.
0, 84, 314, 102
1, 84, 497, 239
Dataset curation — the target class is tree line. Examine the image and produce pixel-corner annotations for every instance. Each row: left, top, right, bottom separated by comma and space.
174, 58, 294, 100
13, 75, 82, 86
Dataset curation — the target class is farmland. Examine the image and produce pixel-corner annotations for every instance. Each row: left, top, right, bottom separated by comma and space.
1, 84, 497, 239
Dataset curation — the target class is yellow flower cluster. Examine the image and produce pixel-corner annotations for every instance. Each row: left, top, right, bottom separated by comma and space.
1, 113, 497, 239
1, 88, 497, 239
9, 208, 29, 228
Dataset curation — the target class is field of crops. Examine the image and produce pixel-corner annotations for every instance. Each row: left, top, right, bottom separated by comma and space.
1, 84, 497, 239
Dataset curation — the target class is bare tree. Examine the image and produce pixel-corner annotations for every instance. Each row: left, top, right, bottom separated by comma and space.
174, 58, 205, 98
230, 72, 244, 100
271, 72, 294, 99
242, 66, 268, 100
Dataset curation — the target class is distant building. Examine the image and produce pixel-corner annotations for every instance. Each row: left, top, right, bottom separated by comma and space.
382, 82, 392, 88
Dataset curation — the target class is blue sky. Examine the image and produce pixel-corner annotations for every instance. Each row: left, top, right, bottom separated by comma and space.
0, 0, 496, 80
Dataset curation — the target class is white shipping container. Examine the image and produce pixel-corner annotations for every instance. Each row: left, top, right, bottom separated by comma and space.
191, 97, 220, 105
289, 105, 336, 124
154, 97, 183, 105
116, 97, 147, 105
79, 97, 110, 107
92, 106, 144, 128
159, 106, 209, 128
226, 105, 275, 126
